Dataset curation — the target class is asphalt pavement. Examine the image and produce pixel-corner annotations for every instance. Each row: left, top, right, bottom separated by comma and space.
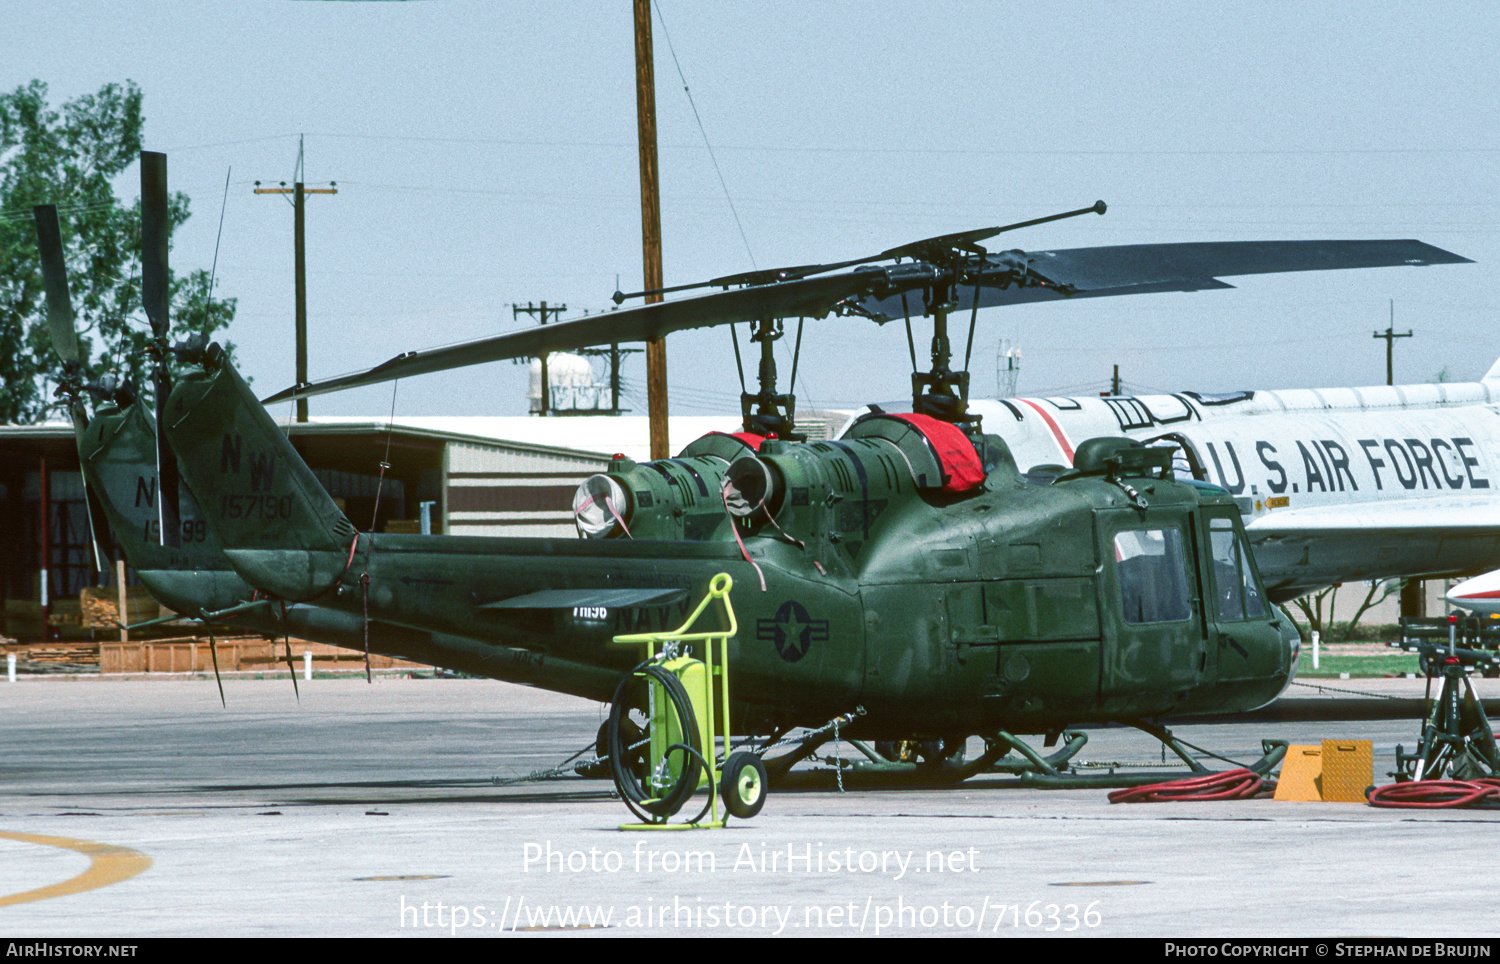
2, 674, 1498, 938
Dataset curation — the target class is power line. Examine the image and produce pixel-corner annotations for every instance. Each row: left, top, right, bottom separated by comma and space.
652, 0, 756, 269
184, 130, 1500, 158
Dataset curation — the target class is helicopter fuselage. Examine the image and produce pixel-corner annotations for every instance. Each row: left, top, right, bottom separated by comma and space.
161, 355, 1296, 737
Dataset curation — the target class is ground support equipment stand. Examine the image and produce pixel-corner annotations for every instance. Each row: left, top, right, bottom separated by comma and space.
1394, 613, 1500, 677
1392, 645, 1500, 783
608, 573, 767, 829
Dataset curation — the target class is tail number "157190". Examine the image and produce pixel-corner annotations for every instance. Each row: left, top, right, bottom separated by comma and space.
220, 494, 293, 520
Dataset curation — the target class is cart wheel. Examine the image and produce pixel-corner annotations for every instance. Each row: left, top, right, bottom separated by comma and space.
720, 751, 768, 819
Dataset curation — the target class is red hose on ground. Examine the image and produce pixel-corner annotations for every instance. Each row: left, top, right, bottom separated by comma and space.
1108, 768, 1274, 803
1366, 779, 1500, 809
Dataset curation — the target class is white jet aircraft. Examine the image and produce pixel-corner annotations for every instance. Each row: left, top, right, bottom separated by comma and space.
859, 358, 1500, 604
1447, 569, 1500, 616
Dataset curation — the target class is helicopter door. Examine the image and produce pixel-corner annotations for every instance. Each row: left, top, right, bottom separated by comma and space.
1096, 511, 1205, 697
1200, 509, 1282, 683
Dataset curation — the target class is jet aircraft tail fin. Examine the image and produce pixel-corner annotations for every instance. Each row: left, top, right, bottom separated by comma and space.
1484, 355, 1500, 383
163, 345, 359, 601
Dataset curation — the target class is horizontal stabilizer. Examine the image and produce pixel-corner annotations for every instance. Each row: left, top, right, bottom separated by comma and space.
481, 587, 689, 610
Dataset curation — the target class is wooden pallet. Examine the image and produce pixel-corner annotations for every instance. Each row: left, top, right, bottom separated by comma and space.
2, 641, 101, 670
79, 586, 166, 629
99, 637, 422, 674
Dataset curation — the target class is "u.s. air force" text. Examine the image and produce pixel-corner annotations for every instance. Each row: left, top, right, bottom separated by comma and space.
1204, 437, 1488, 495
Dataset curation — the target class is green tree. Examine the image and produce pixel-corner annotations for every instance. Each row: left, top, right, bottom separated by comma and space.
0, 79, 235, 425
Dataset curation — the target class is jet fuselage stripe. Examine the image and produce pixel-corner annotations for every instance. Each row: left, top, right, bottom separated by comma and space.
1019, 398, 1075, 463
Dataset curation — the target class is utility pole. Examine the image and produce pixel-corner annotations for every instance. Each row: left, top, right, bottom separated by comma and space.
1373, 300, 1413, 387
611, 342, 621, 414
255, 137, 336, 423
575, 343, 642, 415
1111, 364, 1121, 396
1374, 300, 1425, 619
512, 301, 566, 415
633, 0, 669, 459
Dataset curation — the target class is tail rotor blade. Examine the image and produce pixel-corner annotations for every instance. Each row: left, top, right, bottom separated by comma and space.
140, 152, 171, 339
34, 205, 113, 573
141, 151, 181, 546
155, 404, 182, 547
34, 205, 80, 366
79, 485, 114, 575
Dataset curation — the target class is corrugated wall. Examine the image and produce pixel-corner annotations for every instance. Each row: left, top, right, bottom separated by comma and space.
443, 440, 608, 537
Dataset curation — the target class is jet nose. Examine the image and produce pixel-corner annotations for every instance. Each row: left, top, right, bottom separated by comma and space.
1447, 569, 1500, 617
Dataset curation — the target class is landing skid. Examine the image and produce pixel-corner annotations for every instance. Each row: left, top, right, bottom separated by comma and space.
571, 713, 1286, 792
1014, 728, 1286, 790
763, 720, 1287, 791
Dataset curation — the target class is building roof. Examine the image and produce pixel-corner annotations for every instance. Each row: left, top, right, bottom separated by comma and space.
305, 415, 743, 463
1, 410, 854, 463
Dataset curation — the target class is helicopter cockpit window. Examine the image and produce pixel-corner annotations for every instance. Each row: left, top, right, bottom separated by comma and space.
1114, 528, 1191, 624
1208, 517, 1268, 621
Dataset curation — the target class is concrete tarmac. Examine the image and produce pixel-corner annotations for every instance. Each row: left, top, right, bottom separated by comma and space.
3, 673, 1499, 938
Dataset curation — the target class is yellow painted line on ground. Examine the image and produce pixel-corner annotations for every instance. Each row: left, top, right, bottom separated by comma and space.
0, 832, 151, 907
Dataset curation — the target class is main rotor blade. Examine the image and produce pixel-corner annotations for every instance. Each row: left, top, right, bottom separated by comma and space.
996, 238, 1472, 291
265, 236, 1472, 404
852, 239, 1473, 320
265, 270, 882, 403
33, 205, 79, 366
140, 152, 171, 339
664, 204, 1107, 295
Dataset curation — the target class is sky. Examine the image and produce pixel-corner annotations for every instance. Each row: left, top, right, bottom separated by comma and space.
5, 1, 1498, 426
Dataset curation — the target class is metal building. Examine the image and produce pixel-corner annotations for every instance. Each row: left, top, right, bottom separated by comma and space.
0, 418, 627, 640
0, 411, 860, 641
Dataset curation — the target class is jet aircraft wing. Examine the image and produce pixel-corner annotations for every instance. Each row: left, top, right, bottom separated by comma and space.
1247, 498, 1500, 536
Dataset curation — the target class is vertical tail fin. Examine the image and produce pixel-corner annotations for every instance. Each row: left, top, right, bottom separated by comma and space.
78, 401, 253, 617
164, 346, 358, 601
